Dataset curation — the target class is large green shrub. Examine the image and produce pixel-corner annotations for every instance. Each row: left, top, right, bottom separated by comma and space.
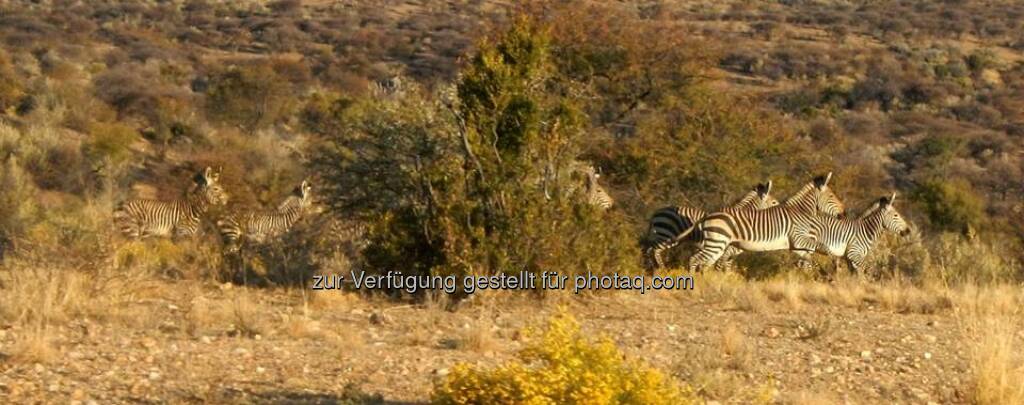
312, 17, 638, 287
911, 178, 985, 233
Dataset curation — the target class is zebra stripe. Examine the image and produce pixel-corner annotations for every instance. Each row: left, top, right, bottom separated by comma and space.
813, 193, 910, 274
113, 167, 228, 239
218, 180, 315, 251
643, 181, 779, 271
570, 163, 613, 210
685, 173, 846, 272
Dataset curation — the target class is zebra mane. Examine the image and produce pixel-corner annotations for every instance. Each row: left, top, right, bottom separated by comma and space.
782, 182, 817, 206
856, 200, 884, 221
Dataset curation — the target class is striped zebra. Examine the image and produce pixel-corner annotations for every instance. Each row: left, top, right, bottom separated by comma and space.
217, 180, 316, 252
642, 181, 779, 271
372, 75, 404, 98
565, 162, 613, 210
683, 173, 847, 272
812, 193, 910, 274
113, 167, 229, 239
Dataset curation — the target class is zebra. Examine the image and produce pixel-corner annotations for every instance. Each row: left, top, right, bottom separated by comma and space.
372, 75, 404, 98
563, 162, 613, 210
812, 193, 910, 275
642, 181, 779, 271
682, 173, 847, 272
217, 180, 316, 252
113, 167, 229, 239
582, 166, 613, 210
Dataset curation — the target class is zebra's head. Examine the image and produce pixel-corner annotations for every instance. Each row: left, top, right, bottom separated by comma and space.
878, 193, 911, 236
754, 180, 781, 209
194, 166, 228, 205
292, 179, 316, 210
811, 172, 845, 218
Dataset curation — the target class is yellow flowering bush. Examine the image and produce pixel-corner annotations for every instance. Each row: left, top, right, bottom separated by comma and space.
432, 313, 696, 405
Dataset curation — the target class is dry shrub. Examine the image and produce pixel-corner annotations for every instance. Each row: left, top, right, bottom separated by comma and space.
762, 277, 804, 310
454, 315, 499, 354
0, 260, 157, 330
433, 312, 696, 404
719, 324, 753, 371
963, 311, 1024, 405
733, 284, 768, 313
8, 325, 60, 364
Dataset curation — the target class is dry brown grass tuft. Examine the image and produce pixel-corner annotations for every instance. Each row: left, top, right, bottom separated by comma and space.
963, 311, 1024, 405
720, 324, 753, 371
762, 277, 804, 310
733, 284, 768, 313
784, 390, 841, 405
455, 315, 500, 353
8, 325, 61, 364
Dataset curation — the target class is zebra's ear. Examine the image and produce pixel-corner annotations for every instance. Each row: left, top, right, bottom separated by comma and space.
879, 195, 892, 208
194, 168, 210, 186
765, 180, 773, 194
889, 192, 897, 204
813, 172, 833, 189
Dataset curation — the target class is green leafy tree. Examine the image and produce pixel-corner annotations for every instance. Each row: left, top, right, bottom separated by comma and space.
312, 17, 637, 287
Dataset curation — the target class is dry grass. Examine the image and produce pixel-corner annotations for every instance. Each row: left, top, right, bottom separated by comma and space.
719, 324, 753, 371
8, 325, 61, 364
959, 292, 1024, 405
454, 315, 500, 353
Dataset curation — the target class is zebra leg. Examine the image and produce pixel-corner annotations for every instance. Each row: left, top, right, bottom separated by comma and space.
689, 244, 725, 273
714, 246, 741, 272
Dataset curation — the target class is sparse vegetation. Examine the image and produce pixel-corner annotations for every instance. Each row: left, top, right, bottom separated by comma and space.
432, 312, 697, 405
0, 0, 1022, 403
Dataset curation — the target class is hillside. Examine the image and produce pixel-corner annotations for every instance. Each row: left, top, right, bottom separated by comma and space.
1, 0, 1023, 403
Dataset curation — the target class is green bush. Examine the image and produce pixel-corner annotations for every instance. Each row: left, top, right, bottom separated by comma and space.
205, 63, 296, 132
312, 17, 638, 287
911, 178, 985, 232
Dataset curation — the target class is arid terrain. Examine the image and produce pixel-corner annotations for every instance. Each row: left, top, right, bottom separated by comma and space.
1, 269, 1021, 404
2, 0, 1024, 403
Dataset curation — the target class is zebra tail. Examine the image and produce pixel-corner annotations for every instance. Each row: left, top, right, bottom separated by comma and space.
669, 223, 699, 246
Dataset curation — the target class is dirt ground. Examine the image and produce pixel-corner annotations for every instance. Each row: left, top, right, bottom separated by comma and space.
0, 271, 997, 405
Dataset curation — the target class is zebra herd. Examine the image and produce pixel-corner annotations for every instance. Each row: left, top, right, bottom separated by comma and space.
112, 163, 613, 253
642, 172, 911, 275
113, 167, 322, 253
112, 166, 908, 276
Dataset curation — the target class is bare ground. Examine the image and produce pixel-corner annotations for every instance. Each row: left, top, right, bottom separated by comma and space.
1, 270, 1009, 404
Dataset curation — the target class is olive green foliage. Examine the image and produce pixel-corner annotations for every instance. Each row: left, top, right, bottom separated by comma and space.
84, 121, 138, 167
312, 18, 637, 283
205, 63, 296, 132
0, 51, 24, 113
0, 156, 39, 246
610, 90, 818, 213
911, 178, 986, 233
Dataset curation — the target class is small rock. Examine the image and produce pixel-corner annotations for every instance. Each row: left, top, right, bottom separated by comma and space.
148, 371, 161, 380
810, 354, 822, 364
254, 334, 262, 341
924, 352, 932, 360
860, 350, 873, 360
924, 335, 937, 343
433, 368, 450, 377
256, 367, 266, 373
667, 324, 677, 333
369, 312, 391, 325
34, 364, 45, 373
200, 336, 213, 344
233, 348, 250, 356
